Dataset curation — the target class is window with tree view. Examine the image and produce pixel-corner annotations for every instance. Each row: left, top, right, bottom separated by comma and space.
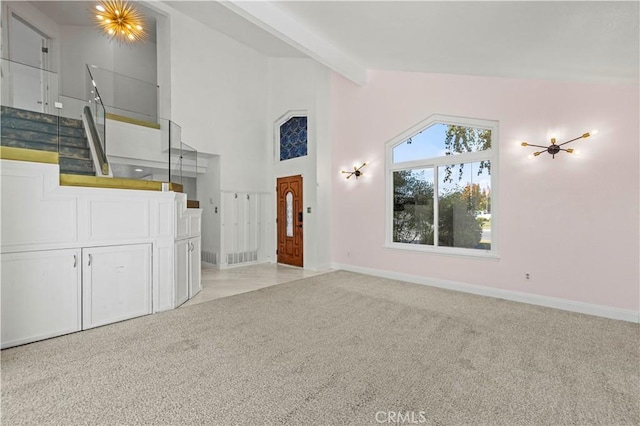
388, 116, 497, 254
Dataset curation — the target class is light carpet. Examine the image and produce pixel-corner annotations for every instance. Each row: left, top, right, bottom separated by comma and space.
2, 271, 639, 425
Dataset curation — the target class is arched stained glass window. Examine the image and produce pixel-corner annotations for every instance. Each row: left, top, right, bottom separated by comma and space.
280, 116, 307, 161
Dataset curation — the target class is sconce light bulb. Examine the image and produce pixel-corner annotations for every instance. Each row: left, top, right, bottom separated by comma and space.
533, 151, 542, 157
590, 129, 599, 136
96, 4, 105, 12
550, 137, 557, 145
566, 148, 574, 154
527, 154, 534, 160
521, 142, 528, 147
574, 149, 582, 155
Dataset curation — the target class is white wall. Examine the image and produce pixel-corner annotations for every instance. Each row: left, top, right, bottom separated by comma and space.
150, 3, 272, 267
197, 155, 221, 265
267, 58, 332, 270
59, 25, 157, 114
162, 6, 269, 192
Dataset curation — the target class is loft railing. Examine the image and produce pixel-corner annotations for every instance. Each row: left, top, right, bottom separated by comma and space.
1, 57, 196, 193
86, 65, 107, 166
86, 64, 158, 124
1, 57, 61, 154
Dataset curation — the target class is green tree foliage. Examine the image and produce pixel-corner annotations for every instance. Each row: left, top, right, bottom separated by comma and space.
393, 170, 434, 244
438, 188, 482, 248
443, 125, 492, 182
393, 124, 491, 250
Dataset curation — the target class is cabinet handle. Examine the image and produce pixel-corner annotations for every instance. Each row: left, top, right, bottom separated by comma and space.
73, 254, 77, 268
88, 253, 92, 266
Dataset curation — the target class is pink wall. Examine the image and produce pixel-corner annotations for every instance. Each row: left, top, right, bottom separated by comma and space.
331, 70, 639, 311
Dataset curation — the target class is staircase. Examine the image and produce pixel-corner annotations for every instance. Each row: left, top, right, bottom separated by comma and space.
1, 106, 95, 176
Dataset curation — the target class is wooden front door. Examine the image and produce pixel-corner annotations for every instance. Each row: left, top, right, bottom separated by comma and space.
277, 175, 303, 267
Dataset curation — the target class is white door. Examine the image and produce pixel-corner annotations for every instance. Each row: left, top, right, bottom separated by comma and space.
82, 244, 152, 329
1, 249, 81, 348
175, 239, 189, 307
8, 14, 51, 112
188, 237, 202, 298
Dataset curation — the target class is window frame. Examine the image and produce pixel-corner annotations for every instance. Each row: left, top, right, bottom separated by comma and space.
385, 114, 499, 258
274, 110, 308, 162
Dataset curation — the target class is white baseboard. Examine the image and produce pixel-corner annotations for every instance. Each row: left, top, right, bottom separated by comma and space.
331, 263, 640, 323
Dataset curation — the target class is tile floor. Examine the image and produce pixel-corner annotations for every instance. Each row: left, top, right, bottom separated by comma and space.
182, 263, 329, 307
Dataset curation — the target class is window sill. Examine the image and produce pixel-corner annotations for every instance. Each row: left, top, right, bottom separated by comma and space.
383, 243, 501, 260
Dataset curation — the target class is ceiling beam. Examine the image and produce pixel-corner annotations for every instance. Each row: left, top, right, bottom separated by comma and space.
219, 1, 368, 86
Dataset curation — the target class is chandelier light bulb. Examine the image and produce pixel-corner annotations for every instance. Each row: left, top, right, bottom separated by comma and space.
93, 0, 147, 45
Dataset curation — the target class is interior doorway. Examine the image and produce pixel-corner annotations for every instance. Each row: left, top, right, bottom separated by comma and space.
276, 175, 303, 267
7, 13, 52, 113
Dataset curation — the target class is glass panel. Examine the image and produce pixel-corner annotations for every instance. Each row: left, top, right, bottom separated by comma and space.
393, 169, 434, 245
280, 116, 307, 161
393, 123, 492, 163
438, 161, 491, 249
86, 65, 106, 164
87, 65, 158, 124
286, 192, 294, 237
1, 58, 61, 153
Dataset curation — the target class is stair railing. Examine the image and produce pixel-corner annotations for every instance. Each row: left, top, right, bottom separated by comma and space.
83, 105, 109, 176
86, 65, 107, 167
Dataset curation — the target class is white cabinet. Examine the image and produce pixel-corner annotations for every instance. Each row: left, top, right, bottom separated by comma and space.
188, 237, 202, 298
0, 244, 153, 348
82, 244, 152, 329
174, 236, 201, 307
174, 209, 202, 307
175, 239, 189, 307
1, 249, 81, 348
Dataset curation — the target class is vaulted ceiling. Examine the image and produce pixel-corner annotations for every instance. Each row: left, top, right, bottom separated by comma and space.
31, 1, 640, 86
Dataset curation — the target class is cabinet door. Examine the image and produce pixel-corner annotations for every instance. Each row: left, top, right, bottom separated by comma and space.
1, 249, 81, 348
188, 237, 202, 298
82, 244, 151, 329
175, 239, 189, 307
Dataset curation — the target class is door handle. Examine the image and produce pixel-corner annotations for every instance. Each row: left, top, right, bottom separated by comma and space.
298, 212, 303, 222
73, 254, 77, 268
88, 254, 92, 266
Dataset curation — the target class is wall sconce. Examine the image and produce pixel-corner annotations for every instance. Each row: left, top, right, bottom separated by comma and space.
341, 162, 367, 179
521, 130, 597, 159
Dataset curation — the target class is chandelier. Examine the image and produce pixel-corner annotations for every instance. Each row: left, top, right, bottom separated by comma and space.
94, 0, 147, 45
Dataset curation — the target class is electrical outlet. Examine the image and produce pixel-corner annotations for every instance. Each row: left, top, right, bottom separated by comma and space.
525, 273, 531, 281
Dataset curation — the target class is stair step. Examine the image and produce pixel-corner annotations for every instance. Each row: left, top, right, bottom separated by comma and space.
59, 145, 92, 160
0, 138, 58, 153
2, 106, 96, 177
1, 116, 85, 138
59, 157, 94, 175
1, 106, 84, 129
1, 128, 89, 148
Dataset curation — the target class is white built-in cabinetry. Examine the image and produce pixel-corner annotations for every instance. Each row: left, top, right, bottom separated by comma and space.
220, 191, 263, 267
1, 249, 81, 348
174, 199, 202, 307
82, 244, 152, 329
0, 159, 202, 348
